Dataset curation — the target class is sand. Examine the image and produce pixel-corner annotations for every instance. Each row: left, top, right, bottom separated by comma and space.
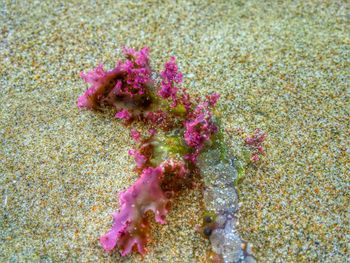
1, 0, 349, 262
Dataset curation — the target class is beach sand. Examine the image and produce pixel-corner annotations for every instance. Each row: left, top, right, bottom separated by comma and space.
1, 1, 349, 262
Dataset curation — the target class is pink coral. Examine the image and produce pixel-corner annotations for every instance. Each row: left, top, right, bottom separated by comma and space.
117, 47, 151, 97
100, 167, 169, 255
145, 110, 168, 125
145, 110, 175, 130
180, 88, 192, 113
118, 61, 149, 97
115, 109, 132, 121
244, 129, 267, 147
244, 129, 267, 162
159, 57, 183, 107
123, 47, 150, 68
206, 93, 220, 107
148, 128, 157, 136
130, 129, 141, 142
183, 97, 219, 162
77, 65, 124, 110
77, 47, 152, 111
128, 149, 147, 168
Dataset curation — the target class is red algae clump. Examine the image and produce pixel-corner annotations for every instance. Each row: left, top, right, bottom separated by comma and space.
99, 166, 168, 255
77, 47, 262, 260
244, 129, 267, 163
77, 47, 220, 256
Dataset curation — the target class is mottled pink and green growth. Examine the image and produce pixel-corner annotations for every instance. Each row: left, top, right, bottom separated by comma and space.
78, 47, 223, 256
184, 93, 220, 163
159, 56, 183, 107
244, 129, 267, 162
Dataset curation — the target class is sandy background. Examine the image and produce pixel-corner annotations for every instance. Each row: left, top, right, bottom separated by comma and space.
1, 0, 349, 262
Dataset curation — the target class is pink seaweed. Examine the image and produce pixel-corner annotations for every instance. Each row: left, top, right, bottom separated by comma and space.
77, 47, 224, 257
100, 167, 168, 255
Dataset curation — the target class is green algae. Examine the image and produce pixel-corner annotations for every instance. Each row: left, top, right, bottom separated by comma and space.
151, 131, 190, 166
234, 160, 246, 186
